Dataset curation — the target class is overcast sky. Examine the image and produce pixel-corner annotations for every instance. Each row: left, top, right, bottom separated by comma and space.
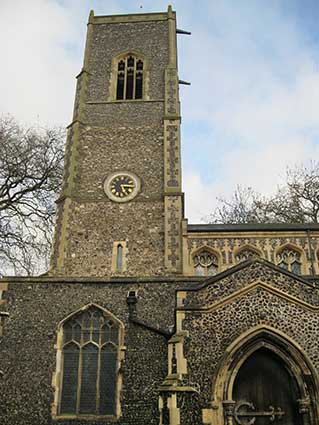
1, 0, 319, 222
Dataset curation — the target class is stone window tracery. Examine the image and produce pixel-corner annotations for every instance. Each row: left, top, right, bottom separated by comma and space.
276, 247, 302, 275
116, 55, 144, 100
235, 247, 261, 263
59, 306, 120, 417
193, 250, 219, 276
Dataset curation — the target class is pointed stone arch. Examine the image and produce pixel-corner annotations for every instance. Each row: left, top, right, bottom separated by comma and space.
52, 303, 125, 420
191, 246, 222, 277
57, 302, 125, 332
209, 325, 319, 425
108, 49, 150, 101
275, 242, 306, 274
233, 245, 263, 264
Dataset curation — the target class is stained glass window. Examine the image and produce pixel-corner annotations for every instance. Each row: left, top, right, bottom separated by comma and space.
116, 55, 144, 100
194, 250, 219, 276
277, 248, 302, 275
60, 306, 120, 416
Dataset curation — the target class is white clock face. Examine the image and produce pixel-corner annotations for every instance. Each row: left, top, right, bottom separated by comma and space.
104, 172, 140, 203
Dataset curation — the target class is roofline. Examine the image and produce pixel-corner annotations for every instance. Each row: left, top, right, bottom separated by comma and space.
93, 11, 170, 19
0, 275, 199, 285
187, 223, 319, 233
1, 270, 318, 286
89, 7, 174, 25
176, 258, 319, 292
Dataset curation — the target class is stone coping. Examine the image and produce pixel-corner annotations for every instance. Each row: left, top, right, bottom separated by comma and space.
188, 223, 319, 233
91, 12, 172, 25
0, 275, 200, 284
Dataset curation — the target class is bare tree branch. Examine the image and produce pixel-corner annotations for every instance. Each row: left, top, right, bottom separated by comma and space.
0, 115, 64, 276
207, 162, 319, 225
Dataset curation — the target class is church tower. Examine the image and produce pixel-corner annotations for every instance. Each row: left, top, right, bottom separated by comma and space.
50, 6, 184, 277
2, 7, 319, 425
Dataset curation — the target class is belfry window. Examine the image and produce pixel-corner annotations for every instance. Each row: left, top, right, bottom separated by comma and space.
194, 250, 219, 276
116, 55, 144, 100
59, 306, 120, 417
276, 247, 302, 274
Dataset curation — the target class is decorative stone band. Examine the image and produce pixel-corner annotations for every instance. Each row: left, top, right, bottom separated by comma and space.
164, 121, 181, 191
164, 195, 183, 273
165, 68, 179, 116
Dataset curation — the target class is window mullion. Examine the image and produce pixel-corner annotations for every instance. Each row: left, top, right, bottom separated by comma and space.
59, 345, 65, 414
123, 58, 127, 100
133, 64, 136, 99
76, 346, 83, 414
142, 70, 144, 98
59, 308, 121, 417
96, 346, 102, 414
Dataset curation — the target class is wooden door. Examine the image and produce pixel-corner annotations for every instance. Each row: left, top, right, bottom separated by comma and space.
232, 348, 301, 425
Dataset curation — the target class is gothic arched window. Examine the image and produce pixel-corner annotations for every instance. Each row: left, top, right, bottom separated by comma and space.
58, 306, 121, 417
193, 250, 219, 277
116, 55, 144, 100
235, 247, 261, 263
276, 247, 302, 275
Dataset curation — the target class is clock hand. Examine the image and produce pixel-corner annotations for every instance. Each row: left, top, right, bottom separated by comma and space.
120, 184, 134, 193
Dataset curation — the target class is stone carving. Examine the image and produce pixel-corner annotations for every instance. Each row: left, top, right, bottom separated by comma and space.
167, 197, 181, 270
166, 68, 178, 115
166, 124, 179, 187
187, 236, 316, 276
276, 247, 302, 274
194, 250, 219, 276
235, 248, 261, 263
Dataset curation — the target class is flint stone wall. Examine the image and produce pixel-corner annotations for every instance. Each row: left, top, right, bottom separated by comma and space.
0, 279, 189, 425
179, 262, 319, 423
87, 21, 169, 101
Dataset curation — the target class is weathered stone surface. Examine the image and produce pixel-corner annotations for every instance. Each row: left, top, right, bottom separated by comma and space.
2, 7, 319, 425
50, 13, 170, 278
178, 261, 319, 422
0, 278, 188, 425
87, 21, 169, 101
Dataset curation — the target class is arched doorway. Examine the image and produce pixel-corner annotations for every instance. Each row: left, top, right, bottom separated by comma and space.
211, 327, 318, 425
232, 347, 301, 424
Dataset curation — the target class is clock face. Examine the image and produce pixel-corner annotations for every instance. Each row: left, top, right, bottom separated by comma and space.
110, 175, 136, 198
104, 172, 140, 203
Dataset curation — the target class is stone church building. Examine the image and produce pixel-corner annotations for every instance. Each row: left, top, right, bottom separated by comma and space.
1, 7, 319, 425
